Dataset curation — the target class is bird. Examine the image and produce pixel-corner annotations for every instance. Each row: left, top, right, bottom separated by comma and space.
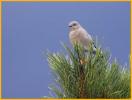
68, 21, 96, 54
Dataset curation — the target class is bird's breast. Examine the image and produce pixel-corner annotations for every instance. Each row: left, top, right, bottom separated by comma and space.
69, 30, 81, 44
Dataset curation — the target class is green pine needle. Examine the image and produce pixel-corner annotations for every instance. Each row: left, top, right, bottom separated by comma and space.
47, 43, 130, 98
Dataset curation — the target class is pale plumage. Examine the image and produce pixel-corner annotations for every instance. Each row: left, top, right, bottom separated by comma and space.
68, 21, 96, 52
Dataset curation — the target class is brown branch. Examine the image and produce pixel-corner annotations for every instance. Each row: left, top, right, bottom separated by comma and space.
79, 64, 85, 98
76, 45, 86, 98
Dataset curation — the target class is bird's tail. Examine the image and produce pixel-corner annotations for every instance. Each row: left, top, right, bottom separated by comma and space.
92, 43, 96, 54
84, 43, 96, 55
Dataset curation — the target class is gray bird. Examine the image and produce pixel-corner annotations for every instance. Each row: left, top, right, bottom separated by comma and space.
68, 21, 96, 53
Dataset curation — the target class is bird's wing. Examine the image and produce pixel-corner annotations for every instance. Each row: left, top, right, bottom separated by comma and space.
78, 28, 93, 48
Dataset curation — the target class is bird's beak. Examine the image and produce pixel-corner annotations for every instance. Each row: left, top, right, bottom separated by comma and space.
68, 25, 72, 27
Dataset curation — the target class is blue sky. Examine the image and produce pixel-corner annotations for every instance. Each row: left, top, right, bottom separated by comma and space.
2, 2, 130, 98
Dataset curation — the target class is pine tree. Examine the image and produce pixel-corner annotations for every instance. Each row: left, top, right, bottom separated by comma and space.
47, 43, 130, 98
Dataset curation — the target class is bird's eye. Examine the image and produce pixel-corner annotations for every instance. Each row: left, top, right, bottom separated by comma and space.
73, 23, 77, 26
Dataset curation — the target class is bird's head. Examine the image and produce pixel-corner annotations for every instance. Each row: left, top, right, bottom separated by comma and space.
68, 21, 81, 31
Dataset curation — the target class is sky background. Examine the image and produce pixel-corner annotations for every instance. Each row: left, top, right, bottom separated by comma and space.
2, 2, 130, 98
